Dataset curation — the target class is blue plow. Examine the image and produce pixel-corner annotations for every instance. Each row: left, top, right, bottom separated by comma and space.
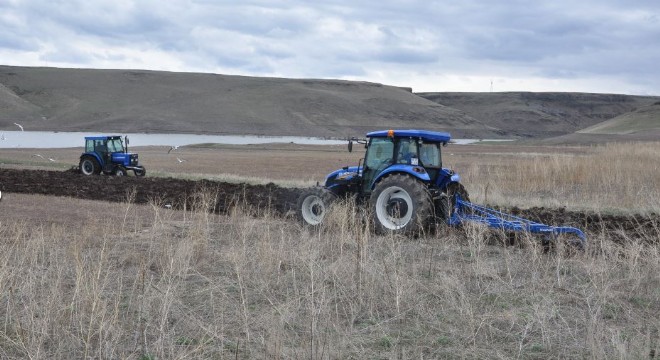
448, 198, 587, 248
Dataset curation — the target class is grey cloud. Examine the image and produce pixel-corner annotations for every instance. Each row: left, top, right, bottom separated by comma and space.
1, 0, 659, 93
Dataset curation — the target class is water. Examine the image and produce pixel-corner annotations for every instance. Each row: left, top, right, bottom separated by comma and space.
0, 131, 513, 149
0, 131, 347, 149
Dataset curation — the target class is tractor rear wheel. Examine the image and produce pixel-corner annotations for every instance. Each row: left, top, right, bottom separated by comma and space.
370, 174, 433, 235
79, 157, 99, 176
297, 188, 337, 227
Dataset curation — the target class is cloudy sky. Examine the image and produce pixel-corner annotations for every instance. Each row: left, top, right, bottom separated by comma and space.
1, 0, 659, 94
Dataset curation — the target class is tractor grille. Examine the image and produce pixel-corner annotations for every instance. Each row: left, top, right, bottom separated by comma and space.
130, 154, 138, 165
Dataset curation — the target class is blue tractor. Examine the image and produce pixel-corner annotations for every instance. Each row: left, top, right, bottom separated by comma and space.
79, 135, 146, 177
297, 129, 586, 247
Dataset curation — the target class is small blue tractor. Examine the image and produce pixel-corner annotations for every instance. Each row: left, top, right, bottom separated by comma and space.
79, 135, 146, 177
297, 129, 585, 247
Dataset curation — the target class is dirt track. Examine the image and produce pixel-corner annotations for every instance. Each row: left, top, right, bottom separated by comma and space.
1, 168, 658, 242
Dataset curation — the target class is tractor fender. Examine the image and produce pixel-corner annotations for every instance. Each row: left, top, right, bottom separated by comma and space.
371, 164, 430, 189
80, 152, 104, 167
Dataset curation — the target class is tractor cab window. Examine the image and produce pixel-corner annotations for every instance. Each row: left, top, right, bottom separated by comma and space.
419, 142, 441, 168
107, 138, 124, 153
94, 140, 107, 153
365, 137, 394, 168
395, 138, 418, 165
362, 137, 394, 193
85, 139, 95, 153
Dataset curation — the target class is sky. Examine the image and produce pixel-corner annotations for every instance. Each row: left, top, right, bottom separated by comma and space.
1, 0, 659, 95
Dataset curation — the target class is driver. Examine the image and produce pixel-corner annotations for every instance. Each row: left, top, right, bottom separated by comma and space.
398, 142, 417, 164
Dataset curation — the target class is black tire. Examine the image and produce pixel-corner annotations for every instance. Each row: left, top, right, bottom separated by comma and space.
114, 167, 128, 176
297, 188, 337, 227
370, 174, 433, 235
79, 157, 99, 176
134, 168, 146, 177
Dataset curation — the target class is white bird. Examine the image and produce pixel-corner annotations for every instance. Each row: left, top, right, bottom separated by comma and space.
168, 145, 179, 154
176, 157, 186, 163
48, 158, 57, 162
14, 123, 24, 131
32, 154, 44, 159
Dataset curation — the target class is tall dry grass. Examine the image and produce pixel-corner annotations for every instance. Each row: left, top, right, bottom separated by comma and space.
0, 194, 658, 359
461, 142, 660, 213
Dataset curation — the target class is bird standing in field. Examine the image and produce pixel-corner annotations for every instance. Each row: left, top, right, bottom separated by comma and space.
48, 158, 57, 162
14, 123, 24, 131
168, 145, 179, 154
176, 157, 186, 163
32, 154, 45, 159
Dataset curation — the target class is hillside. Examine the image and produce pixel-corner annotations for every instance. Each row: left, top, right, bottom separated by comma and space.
577, 101, 660, 135
0, 66, 498, 138
418, 92, 659, 138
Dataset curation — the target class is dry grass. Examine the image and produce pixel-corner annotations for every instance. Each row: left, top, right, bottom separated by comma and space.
460, 142, 660, 213
0, 194, 658, 359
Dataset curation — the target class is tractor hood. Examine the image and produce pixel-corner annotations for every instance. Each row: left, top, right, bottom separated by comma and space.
112, 152, 140, 166
325, 166, 362, 187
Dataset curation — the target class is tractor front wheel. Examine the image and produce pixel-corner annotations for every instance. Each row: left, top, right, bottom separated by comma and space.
297, 188, 336, 227
134, 168, 146, 177
370, 174, 433, 235
114, 167, 128, 176
79, 157, 99, 176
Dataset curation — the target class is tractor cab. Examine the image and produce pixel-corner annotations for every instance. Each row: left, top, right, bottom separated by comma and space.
325, 130, 459, 199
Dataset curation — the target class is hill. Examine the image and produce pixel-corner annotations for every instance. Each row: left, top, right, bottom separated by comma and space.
418, 92, 659, 138
577, 101, 660, 135
0, 65, 497, 138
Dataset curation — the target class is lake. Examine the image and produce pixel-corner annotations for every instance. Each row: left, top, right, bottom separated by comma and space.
0, 131, 511, 149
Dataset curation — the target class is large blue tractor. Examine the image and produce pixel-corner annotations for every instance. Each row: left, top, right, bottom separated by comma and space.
79, 135, 146, 177
297, 129, 586, 247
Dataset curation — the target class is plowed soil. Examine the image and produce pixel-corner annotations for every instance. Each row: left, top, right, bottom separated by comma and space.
1, 168, 658, 242
0, 168, 300, 216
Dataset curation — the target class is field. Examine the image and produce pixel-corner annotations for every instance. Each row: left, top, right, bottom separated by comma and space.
1, 141, 659, 359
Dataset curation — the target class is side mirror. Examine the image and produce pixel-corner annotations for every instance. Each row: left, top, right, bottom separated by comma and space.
348, 140, 353, 153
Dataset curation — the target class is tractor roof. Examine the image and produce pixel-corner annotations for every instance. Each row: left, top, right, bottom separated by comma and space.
84, 135, 123, 141
366, 129, 451, 143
